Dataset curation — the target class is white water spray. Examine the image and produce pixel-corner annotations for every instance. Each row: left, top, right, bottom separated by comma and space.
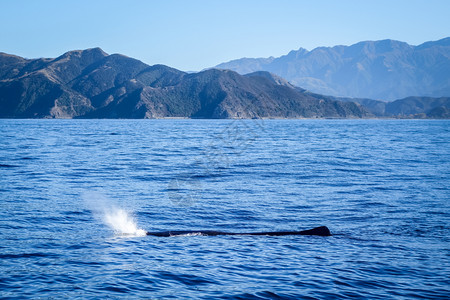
103, 207, 147, 236
82, 191, 147, 237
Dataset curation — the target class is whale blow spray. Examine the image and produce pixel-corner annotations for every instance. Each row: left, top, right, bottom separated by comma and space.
103, 206, 147, 236
83, 191, 147, 237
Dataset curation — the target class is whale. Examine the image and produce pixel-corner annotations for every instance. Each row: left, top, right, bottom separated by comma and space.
146, 226, 331, 237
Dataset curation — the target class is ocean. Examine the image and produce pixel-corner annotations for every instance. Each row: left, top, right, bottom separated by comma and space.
0, 119, 449, 299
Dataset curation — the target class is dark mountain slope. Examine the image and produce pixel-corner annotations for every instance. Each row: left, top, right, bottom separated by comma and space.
0, 49, 369, 119
83, 68, 367, 119
0, 48, 109, 118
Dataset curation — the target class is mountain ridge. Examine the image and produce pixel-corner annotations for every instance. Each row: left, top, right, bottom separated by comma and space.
0, 49, 368, 119
0, 48, 448, 119
216, 38, 450, 100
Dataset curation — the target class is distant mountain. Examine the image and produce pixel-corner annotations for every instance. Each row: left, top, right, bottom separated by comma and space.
0, 49, 368, 119
330, 95, 450, 119
216, 38, 450, 100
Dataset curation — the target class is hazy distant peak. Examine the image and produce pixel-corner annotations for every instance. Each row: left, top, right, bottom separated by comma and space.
215, 37, 450, 100
215, 57, 274, 75
354, 39, 411, 53
417, 37, 450, 49
285, 48, 309, 59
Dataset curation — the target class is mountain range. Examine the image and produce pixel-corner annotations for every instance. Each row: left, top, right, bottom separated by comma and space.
0, 48, 368, 119
216, 38, 450, 101
0, 46, 448, 119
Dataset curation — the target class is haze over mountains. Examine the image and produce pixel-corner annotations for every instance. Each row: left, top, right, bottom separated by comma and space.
216, 38, 450, 101
0, 42, 449, 119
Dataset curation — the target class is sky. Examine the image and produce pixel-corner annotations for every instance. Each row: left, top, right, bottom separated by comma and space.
1, 0, 449, 71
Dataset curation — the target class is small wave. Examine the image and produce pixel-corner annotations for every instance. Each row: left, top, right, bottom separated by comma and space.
0, 252, 59, 259
0, 164, 19, 168
155, 271, 217, 285
190, 173, 231, 179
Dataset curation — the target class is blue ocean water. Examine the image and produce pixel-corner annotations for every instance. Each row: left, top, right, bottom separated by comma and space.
0, 119, 449, 299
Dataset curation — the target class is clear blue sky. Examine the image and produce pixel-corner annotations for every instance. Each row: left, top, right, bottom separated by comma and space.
1, 0, 449, 71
